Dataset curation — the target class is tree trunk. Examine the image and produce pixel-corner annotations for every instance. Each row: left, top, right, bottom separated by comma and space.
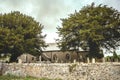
87, 39, 103, 59
10, 53, 21, 62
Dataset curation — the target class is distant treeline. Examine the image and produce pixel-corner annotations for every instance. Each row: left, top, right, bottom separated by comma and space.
105, 53, 120, 62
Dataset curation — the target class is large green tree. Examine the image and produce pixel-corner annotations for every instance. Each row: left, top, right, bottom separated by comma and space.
0, 11, 46, 61
57, 3, 120, 59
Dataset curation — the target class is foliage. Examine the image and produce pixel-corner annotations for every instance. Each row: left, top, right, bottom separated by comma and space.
113, 51, 119, 59
0, 11, 46, 62
105, 52, 120, 62
57, 3, 120, 59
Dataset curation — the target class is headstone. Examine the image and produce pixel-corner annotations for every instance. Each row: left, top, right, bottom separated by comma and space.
87, 57, 90, 63
6, 57, 10, 62
18, 59, 22, 63
39, 56, 42, 62
55, 58, 58, 63
92, 58, 95, 63
73, 59, 76, 63
102, 58, 105, 63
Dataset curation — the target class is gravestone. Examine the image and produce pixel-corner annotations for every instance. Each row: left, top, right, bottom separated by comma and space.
73, 59, 76, 63
92, 58, 95, 63
87, 57, 90, 63
102, 58, 105, 63
18, 59, 22, 63
39, 56, 42, 62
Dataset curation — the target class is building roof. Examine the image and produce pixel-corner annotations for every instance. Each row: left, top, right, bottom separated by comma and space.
43, 43, 60, 51
43, 43, 85, 52
17, 54, 36, 59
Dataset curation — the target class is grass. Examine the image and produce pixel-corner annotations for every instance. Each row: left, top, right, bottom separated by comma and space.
0, 74, 61, 80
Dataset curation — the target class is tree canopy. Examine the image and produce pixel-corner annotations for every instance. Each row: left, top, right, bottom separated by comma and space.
0, 11, 46, 61
57, 3, 120, 59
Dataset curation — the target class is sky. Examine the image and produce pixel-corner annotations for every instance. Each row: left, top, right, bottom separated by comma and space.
0, 0, 120, 55
0, 0, 120, 43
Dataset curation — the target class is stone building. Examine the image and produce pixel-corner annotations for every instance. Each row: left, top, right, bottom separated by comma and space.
42, 43, 88, 63
17, 53, 36, 63
17, 43, 88, 63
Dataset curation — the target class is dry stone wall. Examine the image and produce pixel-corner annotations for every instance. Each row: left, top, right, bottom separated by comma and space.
0, 63, 120, 80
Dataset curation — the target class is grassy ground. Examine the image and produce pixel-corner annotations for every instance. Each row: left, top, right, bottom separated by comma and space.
0, 75, 61, 80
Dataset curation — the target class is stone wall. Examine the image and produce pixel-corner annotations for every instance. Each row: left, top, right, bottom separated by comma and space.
0, 63, 120, 80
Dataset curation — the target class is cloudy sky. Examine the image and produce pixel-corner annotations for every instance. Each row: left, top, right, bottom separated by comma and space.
0, 0, 120, 43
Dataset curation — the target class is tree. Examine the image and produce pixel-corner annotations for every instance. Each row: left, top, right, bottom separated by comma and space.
112, 51, 120, 61
0, 11, 46, 62
57, 3, 120, 59
105, 51, 120, 62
